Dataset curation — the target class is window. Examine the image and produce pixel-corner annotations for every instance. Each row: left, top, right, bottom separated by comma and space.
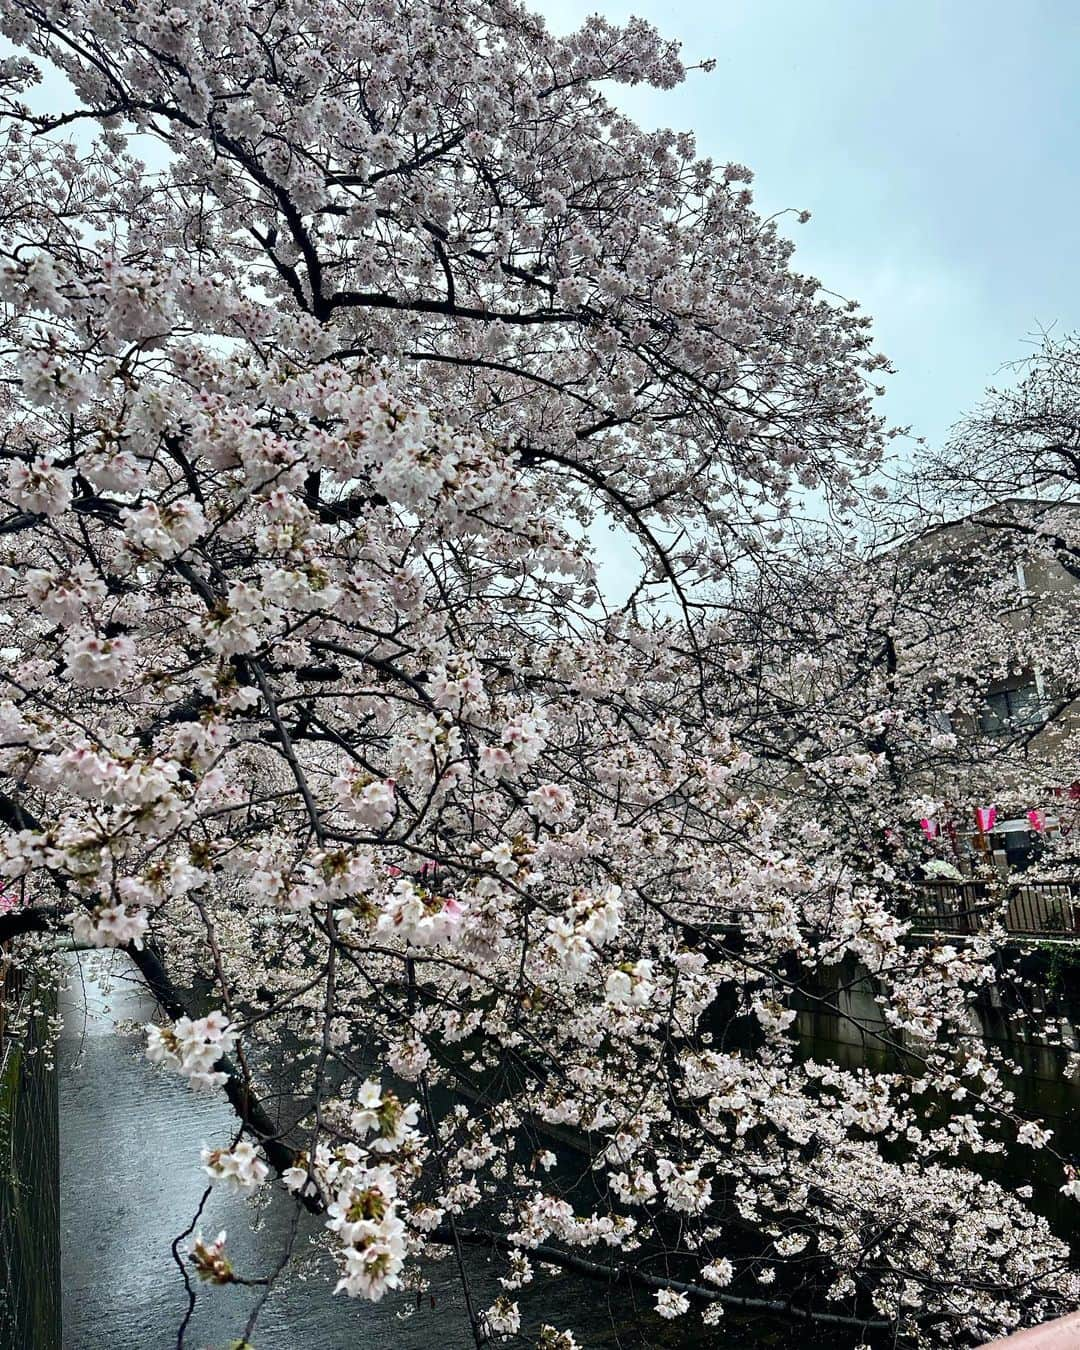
930, 708, 954, 734
978, 677, 1046, 735
984, 827, 1042, 872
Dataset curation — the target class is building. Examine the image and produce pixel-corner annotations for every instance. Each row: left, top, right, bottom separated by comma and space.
884, 498, 1080, 882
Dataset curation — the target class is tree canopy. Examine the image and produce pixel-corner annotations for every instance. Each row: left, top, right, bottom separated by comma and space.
0, 2, 1076, 1345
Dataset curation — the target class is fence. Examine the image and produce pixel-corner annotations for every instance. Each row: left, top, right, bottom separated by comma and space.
0, 955, 61, 1350
907, 879, 1080, 938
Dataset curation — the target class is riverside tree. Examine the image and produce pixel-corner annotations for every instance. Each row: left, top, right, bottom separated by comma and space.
909, 338, 1080, 836
0, 1, 1075, 1345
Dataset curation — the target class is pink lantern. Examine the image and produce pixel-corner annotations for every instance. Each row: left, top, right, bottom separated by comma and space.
919, 818, 939, 840
1027, 809, 1046, 833
974, 806, 997, 834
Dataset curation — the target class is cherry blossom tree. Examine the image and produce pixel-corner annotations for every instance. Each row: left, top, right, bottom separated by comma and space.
909, 336, 1080, 856
0, 1, 1075, 1345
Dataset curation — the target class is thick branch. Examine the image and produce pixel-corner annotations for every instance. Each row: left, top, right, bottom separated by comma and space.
0, 903, 60, 941
431, 1225, 894, 1334
129, 941, 317, 1205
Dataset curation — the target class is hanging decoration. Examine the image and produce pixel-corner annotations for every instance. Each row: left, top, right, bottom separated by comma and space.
974, 806, 997, 834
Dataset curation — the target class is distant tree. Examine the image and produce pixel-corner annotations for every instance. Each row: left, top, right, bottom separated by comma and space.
913, 335, 1080, 848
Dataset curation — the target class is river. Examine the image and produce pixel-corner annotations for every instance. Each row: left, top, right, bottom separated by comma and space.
57, 950, 1079, 1349
59, 952, 796, 1350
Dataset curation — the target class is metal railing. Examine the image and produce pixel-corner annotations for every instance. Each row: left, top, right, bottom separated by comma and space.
906, 879, 1080, 938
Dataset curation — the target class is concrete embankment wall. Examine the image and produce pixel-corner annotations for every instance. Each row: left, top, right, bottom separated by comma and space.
792, 946, 1080, 1238
0, 972, 61, 1350
792, 945, 1080, 1085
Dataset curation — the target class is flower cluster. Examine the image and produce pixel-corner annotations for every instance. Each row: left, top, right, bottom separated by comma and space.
71, 903, 148, 950
200, 1141, 270, 1196
604, 960, 654, 1008
281, 1083, 423, 1302
327, 1164, 408, 1301
655, 1288, 689, 1319
349, 1080, 421, 1154
145, 1012, 235, 1092
374, 879, 465, 949
482, 1297, 522, 1340
189, 1230, 233, 1284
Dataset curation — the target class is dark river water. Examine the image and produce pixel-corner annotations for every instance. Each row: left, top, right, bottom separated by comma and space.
57, 951, 1080, 1349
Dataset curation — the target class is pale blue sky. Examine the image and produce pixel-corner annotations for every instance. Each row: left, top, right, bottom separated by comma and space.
540, 0, 1080, 454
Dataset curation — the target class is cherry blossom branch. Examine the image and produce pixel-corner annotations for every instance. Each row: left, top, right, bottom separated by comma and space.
430, 1226, 894, 1335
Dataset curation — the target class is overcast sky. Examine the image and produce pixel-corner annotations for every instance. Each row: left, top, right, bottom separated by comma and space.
539, 0, 1080, 456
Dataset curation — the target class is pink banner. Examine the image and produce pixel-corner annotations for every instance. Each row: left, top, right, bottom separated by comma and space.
975, 806, 997, 834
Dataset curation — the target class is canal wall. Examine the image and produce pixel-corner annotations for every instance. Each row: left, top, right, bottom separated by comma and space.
791, 944, 1080, 1085
791, 945, 1080, 1239
0, 968, 61, 1350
